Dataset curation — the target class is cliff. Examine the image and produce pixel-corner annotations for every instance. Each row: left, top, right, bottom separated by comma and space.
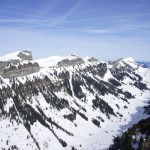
0, 50, 40, 78
57, 55, 85, 67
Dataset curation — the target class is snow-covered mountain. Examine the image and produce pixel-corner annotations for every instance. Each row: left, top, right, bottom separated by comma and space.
0, 50, 32, 62
0, 51, 150, 150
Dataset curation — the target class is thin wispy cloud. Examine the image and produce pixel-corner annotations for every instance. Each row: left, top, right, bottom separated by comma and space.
72, 3, 149, 16
0, 9, 45, 19
67, 12, 150, 23
2, 0, 83, 30
123, 25, 150, 34
81, 28, 113, 34
25, 0, 84, 29
0, 17, 58, 24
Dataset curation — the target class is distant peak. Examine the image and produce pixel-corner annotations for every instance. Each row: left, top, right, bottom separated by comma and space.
84, 56, 98, 62
110, 57, 138, 69
122, 57, 138, 69
0, 51, 21, 61
57, 54, 84, 67
69, 54, 78, 57
17, 50, 33, 60
67, 54, 80, 60
22, 49, 32, 55
123, 57, 135, 63
0, 50, 33, 62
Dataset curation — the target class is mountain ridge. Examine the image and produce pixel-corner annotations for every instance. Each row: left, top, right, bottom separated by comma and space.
0, 50, 150, 150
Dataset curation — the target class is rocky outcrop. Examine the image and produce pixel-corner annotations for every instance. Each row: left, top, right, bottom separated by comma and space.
0, 50, 33, 72
86, 57, 98, 62
0, 50, 40, 78
57, 55, 84, 67
110, 58, 123, 66
17, 50, 33, 61
0, 60, 20, 73
1, 62, 40, 78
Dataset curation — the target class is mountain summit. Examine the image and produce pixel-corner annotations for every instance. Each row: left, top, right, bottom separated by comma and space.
0, 50, 32, 62
0, 50, 39, 78
0, 50, 150, 150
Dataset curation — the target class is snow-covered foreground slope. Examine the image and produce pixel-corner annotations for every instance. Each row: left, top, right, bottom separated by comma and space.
0, 52, 150, 150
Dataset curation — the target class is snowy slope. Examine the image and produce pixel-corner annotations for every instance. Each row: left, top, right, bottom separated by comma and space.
0, 50, 32, 62
0, 52, 150, 150
34, 56, 65, 67
0, 51, 21, 61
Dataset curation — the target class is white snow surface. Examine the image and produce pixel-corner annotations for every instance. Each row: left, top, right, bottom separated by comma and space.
34, 56, 65, 67
123, 57, 138, 68
123, 57, 135, 62
0, 51, 21, 61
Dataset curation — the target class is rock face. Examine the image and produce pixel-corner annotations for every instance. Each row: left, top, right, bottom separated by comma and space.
57, 55, 84, 67
0, 60, 20, 74
0, 50, 40, 78
0, 50, 33, 71
86, 57, 98, 62
2, 62, 40, 78
17, 50, 33, 61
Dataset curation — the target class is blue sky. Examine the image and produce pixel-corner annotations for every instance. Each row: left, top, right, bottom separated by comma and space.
0, 0, 150, 61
